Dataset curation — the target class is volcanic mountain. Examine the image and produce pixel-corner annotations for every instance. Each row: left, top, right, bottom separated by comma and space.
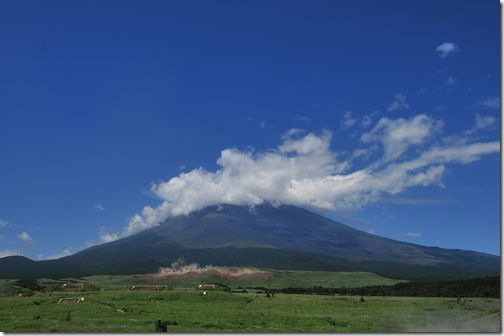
0, 204, 499, 281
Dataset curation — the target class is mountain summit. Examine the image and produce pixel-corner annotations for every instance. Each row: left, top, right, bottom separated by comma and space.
0, 204, 499, 280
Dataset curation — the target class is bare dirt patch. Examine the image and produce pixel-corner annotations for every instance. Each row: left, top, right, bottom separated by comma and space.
145, 258, 273, 281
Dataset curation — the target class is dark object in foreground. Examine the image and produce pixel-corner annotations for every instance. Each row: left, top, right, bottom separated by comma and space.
155, 320, 177, 332
155, 320, 167, 332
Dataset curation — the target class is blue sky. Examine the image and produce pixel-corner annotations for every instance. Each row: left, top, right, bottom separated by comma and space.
0, 0, 500, 259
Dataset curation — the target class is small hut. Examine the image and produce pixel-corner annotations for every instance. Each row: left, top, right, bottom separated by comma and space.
198, 284, 216, 290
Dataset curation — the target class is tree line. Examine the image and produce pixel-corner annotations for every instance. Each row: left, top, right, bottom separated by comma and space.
248, 276, 500, 298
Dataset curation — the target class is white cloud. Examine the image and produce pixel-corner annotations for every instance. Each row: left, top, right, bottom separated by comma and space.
443, 76, 457, 89
387, 93, 410, 112
464, 114, 496, 135
93, 204, 104, 211
360, 115, 373, 128
18, 231, 33, 243
100, 233, 119, 243
0, 219, 7, 228
474, 114, 496, 131
341, 110, 357, 129
0, 249, 21, 258
436, 42, 459, 58
404, 232, 422, 238
104, 115, 499, 239
44, 249, 74, 260
474, 97, 500, 109
351, 148, 372, 160
99, 227, 119, 243
362, 114, 444, 162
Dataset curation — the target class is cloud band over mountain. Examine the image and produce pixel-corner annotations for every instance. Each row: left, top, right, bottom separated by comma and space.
102, 113, 499, 242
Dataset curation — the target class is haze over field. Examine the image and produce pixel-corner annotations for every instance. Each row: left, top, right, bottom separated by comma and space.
0, 0, 499, 260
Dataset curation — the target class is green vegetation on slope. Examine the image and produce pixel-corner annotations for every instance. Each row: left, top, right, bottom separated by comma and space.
82, 270, 404, 290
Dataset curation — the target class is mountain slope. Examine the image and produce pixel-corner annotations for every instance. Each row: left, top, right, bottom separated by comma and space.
0, 204, 499, 281
150, 204, 496, 268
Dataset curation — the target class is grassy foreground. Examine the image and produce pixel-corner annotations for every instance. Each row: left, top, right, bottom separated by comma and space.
0, 289, 500, 332
0, 270, 500, 332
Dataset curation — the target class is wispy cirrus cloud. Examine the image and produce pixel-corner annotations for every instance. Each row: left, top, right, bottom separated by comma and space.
97, 112, 499, 241
443, 76, 457, 90
93, 204, 105, 211
18, 231, 33, 243
360, 115, 373, 128
43, 249, 74, 260
436, 42, 459, 58
403, 232, 422, 238
387, 93, 410, 112
464, 114, 496, 136
361, 114, 444, 162
99, 227, 119, 243
340, 110, 357, 130
474, 97, 500, 109
0, 249, 21, 258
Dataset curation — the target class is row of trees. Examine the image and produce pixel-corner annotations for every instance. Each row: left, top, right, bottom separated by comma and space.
250, 276, 500, 298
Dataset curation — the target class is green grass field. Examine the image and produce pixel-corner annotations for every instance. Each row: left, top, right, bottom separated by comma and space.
81, 269, 404, 290
0, 270, 500, 332
0, 290, 500, 332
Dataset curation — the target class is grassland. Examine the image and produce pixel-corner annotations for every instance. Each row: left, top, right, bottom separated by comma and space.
0, 270, 500, 332
0, 290, 500, 332
82, 269, 404, 290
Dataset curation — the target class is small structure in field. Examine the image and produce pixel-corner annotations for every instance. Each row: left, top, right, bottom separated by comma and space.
58, 297, 84, 304
130, 285, 167, 291
198, 284, 215, 290
62, 283, 85, 291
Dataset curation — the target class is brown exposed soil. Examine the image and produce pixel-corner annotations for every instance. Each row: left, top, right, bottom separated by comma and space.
144, 262, 273, 281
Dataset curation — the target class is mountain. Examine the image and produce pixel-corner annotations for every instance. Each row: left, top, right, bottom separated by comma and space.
0, 204, 499, 281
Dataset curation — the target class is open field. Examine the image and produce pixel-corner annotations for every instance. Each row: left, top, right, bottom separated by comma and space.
0, 271, 500, 332
0, 289, 500, 332
82, 269, 405, 290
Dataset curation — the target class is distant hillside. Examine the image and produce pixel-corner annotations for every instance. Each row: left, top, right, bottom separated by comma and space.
0, 204, 499, 281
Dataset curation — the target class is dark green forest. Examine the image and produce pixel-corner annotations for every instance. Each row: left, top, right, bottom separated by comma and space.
262, 276, 500, 298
